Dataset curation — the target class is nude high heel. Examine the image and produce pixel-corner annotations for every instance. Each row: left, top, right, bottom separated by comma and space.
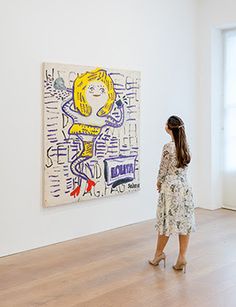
148, 252, 166, 267
172, 261, 187, 273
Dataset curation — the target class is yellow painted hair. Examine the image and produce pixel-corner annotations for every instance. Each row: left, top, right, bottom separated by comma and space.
73, 68, 116, 117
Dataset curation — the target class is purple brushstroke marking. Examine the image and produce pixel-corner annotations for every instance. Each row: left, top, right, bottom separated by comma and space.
51, 148, 67, 152
52, 189, 60, 193
114, 84, 125, 89
48, 129, 57, 132
47, 117, 58, 120
109, 72, 124, 77
45, 101, 57, 104
47, 123, 57, 127
46, 110, 59, 114
48, 140, 57, 143
46, 106, 58, 110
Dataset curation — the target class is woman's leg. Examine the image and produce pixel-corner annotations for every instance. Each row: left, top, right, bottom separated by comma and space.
149, 233, 169, 265
154, 233, 169, 257
70, 140, 95, 197
177, 234, 189, 263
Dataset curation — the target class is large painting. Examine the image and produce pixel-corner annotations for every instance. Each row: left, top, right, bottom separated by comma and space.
43, 63, 140, 207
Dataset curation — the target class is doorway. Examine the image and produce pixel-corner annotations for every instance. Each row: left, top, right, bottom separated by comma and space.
222, 29, 236, 210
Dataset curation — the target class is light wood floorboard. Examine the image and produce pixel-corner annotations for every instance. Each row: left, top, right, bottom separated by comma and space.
0, 208, 236, 307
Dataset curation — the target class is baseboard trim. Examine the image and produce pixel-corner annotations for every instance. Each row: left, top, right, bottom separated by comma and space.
222, 206, 236, 211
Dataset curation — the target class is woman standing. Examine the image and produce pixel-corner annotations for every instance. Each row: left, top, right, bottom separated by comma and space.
149, 115, 196, 273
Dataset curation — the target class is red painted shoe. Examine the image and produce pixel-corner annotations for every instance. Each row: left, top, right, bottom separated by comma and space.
70, 186, 81, 197
86, 179, 95, 192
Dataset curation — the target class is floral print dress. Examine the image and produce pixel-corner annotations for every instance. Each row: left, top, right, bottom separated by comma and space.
155, 141, 196, 236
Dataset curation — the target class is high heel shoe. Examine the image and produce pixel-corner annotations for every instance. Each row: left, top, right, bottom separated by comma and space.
172, 261, 187, 273
148, 252, 166, 267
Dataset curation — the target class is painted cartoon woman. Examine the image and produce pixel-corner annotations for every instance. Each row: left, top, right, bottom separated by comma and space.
54, 68, 124, 198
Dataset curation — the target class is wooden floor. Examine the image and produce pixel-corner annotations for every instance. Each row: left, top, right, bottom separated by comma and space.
0, 208, 236, 307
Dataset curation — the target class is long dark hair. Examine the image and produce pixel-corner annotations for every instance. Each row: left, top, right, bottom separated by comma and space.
167, 115, 191, 168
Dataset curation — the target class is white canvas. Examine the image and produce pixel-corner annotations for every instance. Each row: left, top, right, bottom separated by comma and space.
43, 62, 140, 207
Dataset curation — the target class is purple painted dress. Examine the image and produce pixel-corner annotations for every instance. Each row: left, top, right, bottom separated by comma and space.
155, 141, 196, 236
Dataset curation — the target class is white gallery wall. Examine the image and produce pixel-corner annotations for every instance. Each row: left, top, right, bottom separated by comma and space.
0, 0, 197, 257
197, 0, 236, 209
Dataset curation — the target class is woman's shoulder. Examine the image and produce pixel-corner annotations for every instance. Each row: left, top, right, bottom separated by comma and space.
163, 141, 175, 149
